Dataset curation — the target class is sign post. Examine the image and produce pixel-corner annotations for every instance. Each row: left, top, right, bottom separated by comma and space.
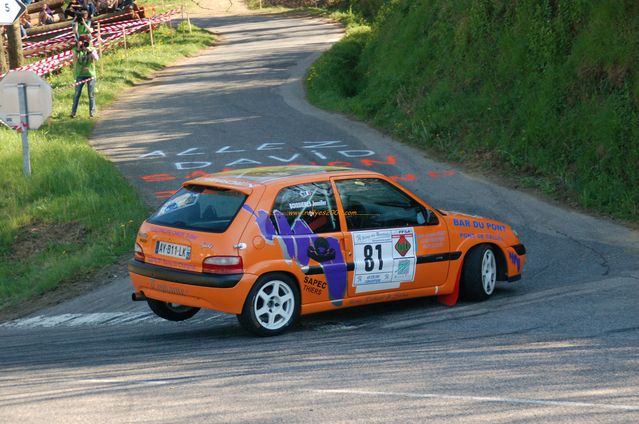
0, 71, 53, 177
18, 83, 31, 176
0, 0, 26, 26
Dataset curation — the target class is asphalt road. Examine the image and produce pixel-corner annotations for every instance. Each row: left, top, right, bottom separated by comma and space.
2, 8, 639, 424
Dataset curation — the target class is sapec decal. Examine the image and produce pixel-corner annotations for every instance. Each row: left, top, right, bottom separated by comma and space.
243, 205, 347, 306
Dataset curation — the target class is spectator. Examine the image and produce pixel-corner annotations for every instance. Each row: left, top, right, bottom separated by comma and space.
39, 4, 55, 25
64, 0, 85, 20
20, 13, 32, 38
98, 0, 118, 13
97, 0, 109, 14
85, 0, 97, 23
70, 35, 99, 118
73, 10, 92, 41
120, 0, 140, 19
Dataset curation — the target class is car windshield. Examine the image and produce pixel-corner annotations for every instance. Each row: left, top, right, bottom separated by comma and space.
148, 185, 247, 233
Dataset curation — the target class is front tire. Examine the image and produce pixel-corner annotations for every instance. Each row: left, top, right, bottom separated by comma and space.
237, 273, 300, 336
147, 299, 200, 321
460, 245, 497, 301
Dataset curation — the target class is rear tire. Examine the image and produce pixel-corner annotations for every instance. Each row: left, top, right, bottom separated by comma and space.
460, 245, 497, 301
147, 299, 200, 321
237, 273, 300, 337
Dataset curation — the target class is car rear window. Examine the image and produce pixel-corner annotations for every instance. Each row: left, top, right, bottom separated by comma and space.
148, 185, 247, 233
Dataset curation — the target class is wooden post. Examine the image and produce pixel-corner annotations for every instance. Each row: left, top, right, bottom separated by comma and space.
96, 22, 104, 73
148, 22, 154, 48
0, 28, 8, 74
122, 29, 127, 50
7, 21, 24, 69
186, 12, 192, 33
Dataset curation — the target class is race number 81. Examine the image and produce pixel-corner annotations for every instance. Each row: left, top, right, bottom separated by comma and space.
363, 244, 383, 272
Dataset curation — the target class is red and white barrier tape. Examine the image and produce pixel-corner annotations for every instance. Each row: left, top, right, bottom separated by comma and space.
24, 11, 176, 54
4, 10, 180, 78
24, 18, 144, 51
25, 40, 76, 58
54, 76, 97, 91
22, 10, 143, 41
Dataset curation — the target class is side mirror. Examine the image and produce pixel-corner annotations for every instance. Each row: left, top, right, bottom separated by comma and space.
427, 209, 439, 225
420, 207, 438, 225
417, 210, 426, 225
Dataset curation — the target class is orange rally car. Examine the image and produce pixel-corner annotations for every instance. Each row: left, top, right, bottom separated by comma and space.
129, 166, 526, 336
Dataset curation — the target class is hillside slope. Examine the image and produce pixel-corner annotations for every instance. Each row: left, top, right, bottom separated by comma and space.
306, 0, 639, 220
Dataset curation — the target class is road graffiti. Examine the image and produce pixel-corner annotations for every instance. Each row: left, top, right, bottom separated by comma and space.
136, 140, 455, 199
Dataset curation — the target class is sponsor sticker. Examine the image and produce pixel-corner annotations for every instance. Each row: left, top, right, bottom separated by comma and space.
352, 228, 416, 293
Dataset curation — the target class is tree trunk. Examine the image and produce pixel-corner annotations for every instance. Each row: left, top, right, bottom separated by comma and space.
7, 21, 24, 69
0, 28, 8, 74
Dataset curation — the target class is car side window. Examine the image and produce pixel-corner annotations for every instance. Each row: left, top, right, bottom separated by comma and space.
271, 182, 340, 234
335, 178, 434, 230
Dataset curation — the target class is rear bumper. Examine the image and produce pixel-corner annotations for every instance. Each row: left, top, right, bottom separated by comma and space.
129, 261, 257, 315
128, 259, 242, 288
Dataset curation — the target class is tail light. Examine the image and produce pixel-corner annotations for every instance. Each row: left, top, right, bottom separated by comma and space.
134, 243, 145, 261
203, 256, 243, 274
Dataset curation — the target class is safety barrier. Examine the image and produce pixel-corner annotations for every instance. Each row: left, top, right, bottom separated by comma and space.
4, 10, 178, 78
24, 18, 156, 58
21, 10, 139, 41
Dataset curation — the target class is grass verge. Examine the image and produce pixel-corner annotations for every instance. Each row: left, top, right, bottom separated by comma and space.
0, 21, 214, 310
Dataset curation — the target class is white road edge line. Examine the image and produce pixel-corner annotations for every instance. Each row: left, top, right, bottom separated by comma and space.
312, 389, 639, 412
0, 312, 155, 329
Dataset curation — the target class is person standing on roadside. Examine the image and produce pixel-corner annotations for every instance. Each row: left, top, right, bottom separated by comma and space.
70, 35, 99, 118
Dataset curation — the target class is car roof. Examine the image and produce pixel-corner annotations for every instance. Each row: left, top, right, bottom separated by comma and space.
186, 166, 383, 190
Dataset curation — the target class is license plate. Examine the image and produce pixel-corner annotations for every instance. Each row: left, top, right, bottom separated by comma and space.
155, 241, 191, 260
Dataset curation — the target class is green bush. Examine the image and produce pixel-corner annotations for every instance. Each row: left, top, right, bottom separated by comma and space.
307, 26, 371, 101
247, 0, 389, 19
307, 0, 639, 220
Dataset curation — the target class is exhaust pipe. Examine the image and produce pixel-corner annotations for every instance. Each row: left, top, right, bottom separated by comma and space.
132, 292, 148, 302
